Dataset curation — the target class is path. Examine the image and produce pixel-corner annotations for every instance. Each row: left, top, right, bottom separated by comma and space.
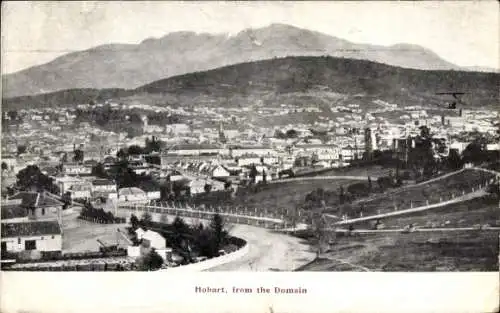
330, 189, 487, 225
207, 224, 316, 271
329, 226, 500, 233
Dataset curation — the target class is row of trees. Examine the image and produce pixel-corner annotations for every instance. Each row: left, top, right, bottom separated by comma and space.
79, 202, 125, 224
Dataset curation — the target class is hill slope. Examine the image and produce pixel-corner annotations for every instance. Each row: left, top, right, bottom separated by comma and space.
3, 56, 498, 110
2, 23, 469, 98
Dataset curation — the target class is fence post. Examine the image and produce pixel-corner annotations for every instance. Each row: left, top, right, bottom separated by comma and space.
410, 201, 413, 209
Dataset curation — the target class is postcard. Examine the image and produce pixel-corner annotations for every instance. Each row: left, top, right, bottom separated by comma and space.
1, 1, 499, 313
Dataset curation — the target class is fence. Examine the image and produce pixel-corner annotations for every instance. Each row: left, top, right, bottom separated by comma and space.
334, 178, 496, 225
117, 202, 306, 230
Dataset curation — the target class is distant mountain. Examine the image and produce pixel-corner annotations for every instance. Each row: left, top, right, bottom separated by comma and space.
2, 23, 474, 98
4, 56, 498, 110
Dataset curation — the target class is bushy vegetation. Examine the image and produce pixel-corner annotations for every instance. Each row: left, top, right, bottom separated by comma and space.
128, 212, 231, 261
79, 202, 126, 224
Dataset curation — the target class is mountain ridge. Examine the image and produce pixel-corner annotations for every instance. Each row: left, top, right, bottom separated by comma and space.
2, 23, 487, 98
3, 55, 498, 111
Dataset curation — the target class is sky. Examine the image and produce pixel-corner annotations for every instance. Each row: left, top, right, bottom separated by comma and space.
1, 1, 499, 74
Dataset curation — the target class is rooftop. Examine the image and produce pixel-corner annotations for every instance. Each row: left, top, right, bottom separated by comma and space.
1, 204, 28, 220
1, 220, 62, 238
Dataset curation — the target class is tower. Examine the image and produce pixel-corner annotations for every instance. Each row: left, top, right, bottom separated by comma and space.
364, 128, 373, 160
218, 123, 227, 144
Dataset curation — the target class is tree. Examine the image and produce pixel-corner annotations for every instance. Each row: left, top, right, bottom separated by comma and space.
16, 165, 58, 193
73, 149, 84, 163
115, 161, 138, 188
204, 183, 212, 193
91, 163, 108, 178
249, 164, 258, 184
127, 145, 144, 155
339, 185, 345, 205
17, 145, 27, 155
130, 214, 139, 229
274, 130, 287, 139
7, 110, 18, 121
209, 213, 227, 250
447, 149, 463, 170
285, 129, 298, 139
462, 138, 488, 165
137, 248, 164, 271
310, 209, 327, 257
117, 149, 128, 160
1, 162, 7, 171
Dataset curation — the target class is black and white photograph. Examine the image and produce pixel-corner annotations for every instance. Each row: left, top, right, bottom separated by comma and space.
1, 0, 499, 279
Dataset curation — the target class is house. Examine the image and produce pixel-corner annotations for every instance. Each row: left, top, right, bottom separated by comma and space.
230, 146, 276, 158
53, 175, 88, 196
8, 192, 63, 221
118, 187, 149, 205
136, 228, 167, 250
92, 179, 117, 195
1, 200, 29, 223
295, 144, 340, 161
138, 182, 161, 200
201, 164, 230, 178
63, 163, 92, 176
1, 221, 63, 256
67, 182, 92, 200
188, 179, 209, 195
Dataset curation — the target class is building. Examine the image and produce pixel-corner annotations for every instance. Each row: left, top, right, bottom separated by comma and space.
63, 163, 92, 176
67, 182, 93, 200
53, 175, 88, 196
92, 179, 117, 195
230, 146, 276, 158
1, 200, 29, 223
136, 229, 167, 250
118, 187, 149, 205
364, 128, 377, 159
392, 137, 414, 163
8, 192, 63, 221
1, 221, 63, 255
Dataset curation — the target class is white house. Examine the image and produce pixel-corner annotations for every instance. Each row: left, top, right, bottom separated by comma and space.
118, 187, 149, 205
63, 163, 92, 176
137, 229, 167, 250
1, 221, 63, 254
92, 179, 117, 194
68, 183, 92, 200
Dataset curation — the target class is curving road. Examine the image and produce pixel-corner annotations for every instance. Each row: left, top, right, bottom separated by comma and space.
207, 224, 316, 272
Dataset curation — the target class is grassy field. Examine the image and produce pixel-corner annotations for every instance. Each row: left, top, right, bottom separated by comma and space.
191, 179, 358, 216
352, 195, 500, 229
300, 230, 499, 271
233, 179, 356, 212
313, 165, 392, 178
349, 169, 496, 217
61, 212, 130, 253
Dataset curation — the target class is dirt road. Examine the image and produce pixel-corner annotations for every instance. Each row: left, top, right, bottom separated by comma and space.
207, 224, 316, 271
